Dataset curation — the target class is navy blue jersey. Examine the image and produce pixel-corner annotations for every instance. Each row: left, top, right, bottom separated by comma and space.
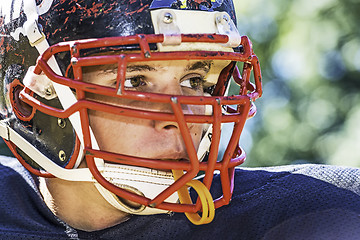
0, 155, 360, 240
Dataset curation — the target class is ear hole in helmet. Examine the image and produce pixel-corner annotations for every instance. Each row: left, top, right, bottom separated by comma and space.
9, 79, 36, 122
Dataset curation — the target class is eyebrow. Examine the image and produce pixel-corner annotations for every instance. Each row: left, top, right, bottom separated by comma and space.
126, 64, 157, 72
90, 60, 213, 75
125, 60, 213, 73
185, 61, 213, 73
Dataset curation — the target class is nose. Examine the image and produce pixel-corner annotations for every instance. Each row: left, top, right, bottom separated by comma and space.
151, 80, 196, 129
153, 108, 198, 161
154, 102, 195, 131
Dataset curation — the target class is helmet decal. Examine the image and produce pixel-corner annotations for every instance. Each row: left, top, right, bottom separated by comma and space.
150, 0, 224, 11
38, 0, 155, 44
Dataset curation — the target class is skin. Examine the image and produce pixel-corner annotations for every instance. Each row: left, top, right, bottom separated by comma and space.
40, 59, 215, 231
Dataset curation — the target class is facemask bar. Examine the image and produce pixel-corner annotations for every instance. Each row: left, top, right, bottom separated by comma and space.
19, 33, 262, 214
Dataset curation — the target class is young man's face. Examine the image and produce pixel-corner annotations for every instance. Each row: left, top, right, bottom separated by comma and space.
83, 60, 214, 161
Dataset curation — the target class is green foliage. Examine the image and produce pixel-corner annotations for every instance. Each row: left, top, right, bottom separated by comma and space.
235, 0, 360, 167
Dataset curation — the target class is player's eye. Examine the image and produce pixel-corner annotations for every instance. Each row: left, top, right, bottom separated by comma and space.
124, 75, 146, 88
180, 75, 205, 90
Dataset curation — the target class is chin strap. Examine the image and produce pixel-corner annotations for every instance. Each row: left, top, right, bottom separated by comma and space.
94, 163, 179, 215
94, 164, 215, 224
172, 170, 215, 225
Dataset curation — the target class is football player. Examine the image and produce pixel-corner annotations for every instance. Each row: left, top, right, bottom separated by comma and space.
0, 0, 359, 239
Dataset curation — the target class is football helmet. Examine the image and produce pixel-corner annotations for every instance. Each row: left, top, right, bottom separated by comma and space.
0, 0, 262, 224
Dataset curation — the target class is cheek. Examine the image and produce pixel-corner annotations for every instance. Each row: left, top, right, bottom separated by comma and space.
87, 96, 206, 156
88, 110, 158, 155
89, 111, 135, 152
192, 123, 204, 145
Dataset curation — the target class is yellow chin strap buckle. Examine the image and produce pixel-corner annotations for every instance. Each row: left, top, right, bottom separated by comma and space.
172, 170, 215, 225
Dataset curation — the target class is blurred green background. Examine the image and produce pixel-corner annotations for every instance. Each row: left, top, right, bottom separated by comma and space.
0, 0, 359, 168
234, 0, 360, 167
